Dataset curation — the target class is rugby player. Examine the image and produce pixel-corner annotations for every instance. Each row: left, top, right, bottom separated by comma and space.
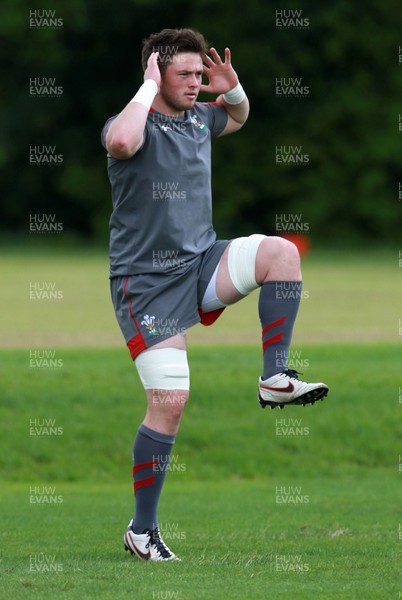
101, 28, 328, 561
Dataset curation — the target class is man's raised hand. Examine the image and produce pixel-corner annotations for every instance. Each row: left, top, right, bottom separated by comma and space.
144, 51, 161, 91
200, 47, 239, 95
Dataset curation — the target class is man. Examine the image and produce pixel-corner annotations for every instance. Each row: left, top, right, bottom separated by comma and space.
101, 28, 328, 562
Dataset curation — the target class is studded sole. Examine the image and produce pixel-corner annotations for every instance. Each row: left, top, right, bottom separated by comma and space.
259, 386, 329, 410
124, 543, 133, 554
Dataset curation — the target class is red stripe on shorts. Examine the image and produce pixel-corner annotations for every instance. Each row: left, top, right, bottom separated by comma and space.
198, 307, 226, 327
123, 276, 147, 360
127, 335, 147, 361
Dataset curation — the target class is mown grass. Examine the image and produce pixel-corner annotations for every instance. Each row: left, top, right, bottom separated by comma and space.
1, 248, 399, 597
1, 476, 399, 599
0, 344, 398, 482
0, 247, 399, 347
0, 344, 400, 599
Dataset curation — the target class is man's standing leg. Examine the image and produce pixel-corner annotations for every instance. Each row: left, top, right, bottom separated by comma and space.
124, 335, 189, 561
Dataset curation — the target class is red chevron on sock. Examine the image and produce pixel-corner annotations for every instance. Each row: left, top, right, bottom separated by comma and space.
262, 316, 286, 337
263, 332, 284, 352
132, 459, 158, 476
134, 476, 155, 495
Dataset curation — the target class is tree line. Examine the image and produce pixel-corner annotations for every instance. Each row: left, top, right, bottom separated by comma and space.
1, 0, 401, 245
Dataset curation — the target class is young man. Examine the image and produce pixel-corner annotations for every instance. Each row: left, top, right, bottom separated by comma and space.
101, 28, 328, 562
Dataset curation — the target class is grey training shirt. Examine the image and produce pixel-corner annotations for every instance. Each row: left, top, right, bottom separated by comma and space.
101, 102, 228, 277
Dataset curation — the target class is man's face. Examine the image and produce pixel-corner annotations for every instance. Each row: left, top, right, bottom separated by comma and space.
159, 52, 203, 113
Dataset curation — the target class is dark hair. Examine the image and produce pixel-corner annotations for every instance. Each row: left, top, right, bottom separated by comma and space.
141, 28, 209, 74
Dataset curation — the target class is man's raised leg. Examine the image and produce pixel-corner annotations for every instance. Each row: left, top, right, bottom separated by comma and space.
214, 235, 328, 409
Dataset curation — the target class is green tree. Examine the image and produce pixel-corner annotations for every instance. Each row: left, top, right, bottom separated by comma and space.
1, 0, 401, 245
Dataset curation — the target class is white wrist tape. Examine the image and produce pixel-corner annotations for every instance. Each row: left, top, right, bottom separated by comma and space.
130, 79, 158, 109
223, 82, 246, 105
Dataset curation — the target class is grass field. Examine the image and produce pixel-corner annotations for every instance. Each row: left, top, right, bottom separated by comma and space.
0, 246, 400, 347
0, 249, 400, 599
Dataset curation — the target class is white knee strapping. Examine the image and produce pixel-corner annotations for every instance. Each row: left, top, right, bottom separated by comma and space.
134, 348, 190, 390
228, 234, 266, 295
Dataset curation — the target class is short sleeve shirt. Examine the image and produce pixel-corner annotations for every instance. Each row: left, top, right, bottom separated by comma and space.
101, 102, 228, 276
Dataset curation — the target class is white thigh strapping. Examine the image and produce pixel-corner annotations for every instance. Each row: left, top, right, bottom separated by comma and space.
227, 234, 266, 295
135, 348, 190, 390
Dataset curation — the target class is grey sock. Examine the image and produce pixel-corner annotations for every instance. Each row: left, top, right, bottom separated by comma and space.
258, 281, 302, 379
132, 423, 175, 533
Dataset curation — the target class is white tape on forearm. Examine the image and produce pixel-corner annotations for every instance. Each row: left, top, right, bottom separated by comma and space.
223, 82, 246, 105
130, 79, 158, 109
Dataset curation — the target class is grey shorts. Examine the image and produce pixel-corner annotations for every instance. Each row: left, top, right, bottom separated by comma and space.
110, 240, 230, 360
